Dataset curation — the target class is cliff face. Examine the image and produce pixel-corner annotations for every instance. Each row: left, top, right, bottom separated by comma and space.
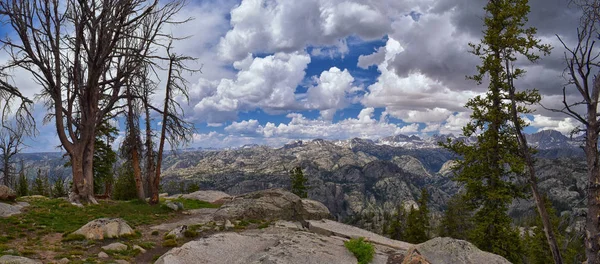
158, 136, 587, 232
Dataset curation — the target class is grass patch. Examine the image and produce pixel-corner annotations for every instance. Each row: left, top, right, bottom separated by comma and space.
183, 230, 197, 238
162, 239, 178, 247
151, 230, 160, 236
170, 198, 221, 209
137, 241, 155, 249
0, 199, 174, 236
257, 222, 270, 229
61, 234, 86, 242
344, 237, 375, 264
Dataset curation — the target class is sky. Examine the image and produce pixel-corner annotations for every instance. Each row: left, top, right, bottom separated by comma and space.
7, 0, 592, 152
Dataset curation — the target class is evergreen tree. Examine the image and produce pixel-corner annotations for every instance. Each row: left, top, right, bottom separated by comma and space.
403, 189, 430, 243
439, 194, 473, 240
93, 121, 118, 195
524, 197, 561, 264
16, 169, 28, 197
289, 167, 309, 198
388, 205, 406, 240
112, 161, 138, 201
441, 1, 549, 262
186, 182, 200, 193
31, 169, 49, 196
51, 175, 67, 198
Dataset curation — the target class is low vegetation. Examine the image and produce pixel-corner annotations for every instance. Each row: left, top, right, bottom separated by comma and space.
0, 196, 220, 263
344, 237, 375, 264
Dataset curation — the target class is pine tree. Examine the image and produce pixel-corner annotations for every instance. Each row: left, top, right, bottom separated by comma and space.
289, 167, 309, 198
441, 1, 550, 262
439, 194, 473, 240
93, 121, 118, 195
388, 205, 406, 240
403, 189, 430, 243
16, 169, 28, 197
32, 169, 49, 196
112, 161, 138, 201
524, 197, 561, 264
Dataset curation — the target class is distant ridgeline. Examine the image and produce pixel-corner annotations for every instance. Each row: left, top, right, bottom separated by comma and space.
15, 129, 586, 234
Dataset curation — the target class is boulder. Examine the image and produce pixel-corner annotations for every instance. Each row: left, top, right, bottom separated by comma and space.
299, 199, 331, 220
0, 255, 42, 264
0, 185, 16, 201
167, 225, 188, 239
71, 218, 135, 240
400, 248, 431, 264
0, 202, 28, 217
133, 245, 147, 253
98, 252, 109, 258
307, 219, 412, 251
155, 227, 388, 264
101, 242, 128, 251
214, 188, 330, 221
180, 190, 231, 204
415, 237, 511, 264
166, 202, 184, 211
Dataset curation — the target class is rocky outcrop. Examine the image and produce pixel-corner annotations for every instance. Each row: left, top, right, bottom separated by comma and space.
414, 237, 510, 264
150, 208, 218, 231
0, 185, 16, 201
155, 224, 389, 264
180, 190, 231, 204
307, 219, 412, 251
71, 218, 135, 240
300, 199, 331, 220
155, 218, 509, 264
101, 242, 128, 251
213, 189, 331, 221
0, 202, 29, 217
0, 255, 42, 264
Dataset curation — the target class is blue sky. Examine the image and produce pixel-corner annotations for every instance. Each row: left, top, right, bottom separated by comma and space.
12, 0, 588, 151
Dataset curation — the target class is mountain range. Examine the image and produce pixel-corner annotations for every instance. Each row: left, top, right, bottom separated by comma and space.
11, 129, 587, 234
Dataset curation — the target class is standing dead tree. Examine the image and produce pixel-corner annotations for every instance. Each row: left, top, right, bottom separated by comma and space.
0, 125, 24, 187
551, 0, 600, 262
0, 0, 186, 203
148, 43, 195, 204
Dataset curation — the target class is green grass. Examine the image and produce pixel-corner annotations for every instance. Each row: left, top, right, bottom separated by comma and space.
344, 237, 375, 264
0, 197, 220, 238
61, 234, 86, 242
169, 198, 221, 209
162, 239, 178, 247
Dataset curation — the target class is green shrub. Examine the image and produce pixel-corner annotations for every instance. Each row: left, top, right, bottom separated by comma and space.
162, 239, 177, 247
61, 233, 86, 242
344, 237, 374, 264
113, 162, 138, 201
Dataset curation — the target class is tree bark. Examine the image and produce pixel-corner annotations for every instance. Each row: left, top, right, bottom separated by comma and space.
585, 100, 600, 264
126, 88, 146, 200
144, 98, 155, 199
506, 58, 563, 264
151, 57, 174, 205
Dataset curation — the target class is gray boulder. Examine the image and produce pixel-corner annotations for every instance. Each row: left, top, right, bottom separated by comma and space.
166, 202, 184, 211
0, 255, 42, 264
0, 185, 16, 201
0, 202, 28, 217
155, 227, 388, 264
180, 190, 231, 204
415, 237, 510, 264
214, 188, 330, 221
71, 218, 135, 240
101, 242, 128, 251
300, 199, 331, 220
167, 225, 188, 239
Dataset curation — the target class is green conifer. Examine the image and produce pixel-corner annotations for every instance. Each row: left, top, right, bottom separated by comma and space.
441, 0, 550, 262
289, 167, 308, 198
